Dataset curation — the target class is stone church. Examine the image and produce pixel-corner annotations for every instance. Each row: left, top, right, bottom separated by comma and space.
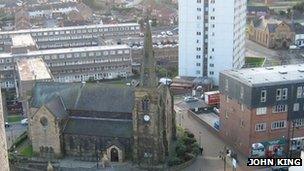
28, 20, 176, 165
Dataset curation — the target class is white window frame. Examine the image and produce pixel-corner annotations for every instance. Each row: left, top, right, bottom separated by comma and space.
293, 103, 300, 112
261, 90, 267, 102
271, 120, 287, 130
297, 86, 303, 98
255, 123, 266, 132
272, 105, 288, 113
282, 88, 288, 100
256, 107, 267, 115
276, 89, 282, 101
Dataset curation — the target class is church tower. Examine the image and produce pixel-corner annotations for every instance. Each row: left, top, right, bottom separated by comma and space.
132, 18, 170, 165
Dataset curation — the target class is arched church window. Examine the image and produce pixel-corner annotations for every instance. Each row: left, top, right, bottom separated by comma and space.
142, 98, 149, 112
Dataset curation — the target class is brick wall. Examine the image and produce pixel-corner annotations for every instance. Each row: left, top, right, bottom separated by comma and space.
219, 94, 252, 155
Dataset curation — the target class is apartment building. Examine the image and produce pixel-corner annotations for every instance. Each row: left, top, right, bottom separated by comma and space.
178, 0, 246, 85
0, 45, 132, 88
219, 65, 304, 158
0, 23, 140, 52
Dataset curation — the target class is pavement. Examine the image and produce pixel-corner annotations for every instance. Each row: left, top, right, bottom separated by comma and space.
175, 99, 268, 171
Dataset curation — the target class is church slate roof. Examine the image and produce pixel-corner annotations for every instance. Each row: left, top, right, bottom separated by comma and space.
63, 118, 133, 138
44, 95, 68, 119
31, 82, 135, 113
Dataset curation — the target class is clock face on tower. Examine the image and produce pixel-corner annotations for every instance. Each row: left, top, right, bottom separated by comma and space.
143, 115, 150, 122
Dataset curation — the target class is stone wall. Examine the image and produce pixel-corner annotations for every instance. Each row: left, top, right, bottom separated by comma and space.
30, 106, 62, 157
0, 89, 9, 171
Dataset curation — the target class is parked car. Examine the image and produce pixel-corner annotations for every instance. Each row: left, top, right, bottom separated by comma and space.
214, 107, 220, 114
166, 31, 173, 36
184, 96, 198, 103
21, 118, 28, 125
5, 122, 10, 128
161, 31, 166, 35
214, 120, 220, 130
159, 77, 172, 85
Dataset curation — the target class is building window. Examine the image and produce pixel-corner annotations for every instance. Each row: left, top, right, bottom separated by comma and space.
282, 88, 288, 100
240, 86, 244, 99
293, 119, 304, 127
209, 71, 214, 75
255, 123, 266, 132
297, 86, 303, 98
260, 90, 266, 102
256, 107, 267, 115
142, 99, 149, 111
271, 120, 286, 130
293, 103, 300, 111
196, 70, 201, 74
240, 119, 245, 128
196, 63, 201, 66
276, 89, 282, 101
272, 105, 288, 113
225, 79, 228, 91
196, 55, 201, 59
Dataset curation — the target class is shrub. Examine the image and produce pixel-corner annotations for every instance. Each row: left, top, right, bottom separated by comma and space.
168, 156, 182, 166
175, 140, 187, 157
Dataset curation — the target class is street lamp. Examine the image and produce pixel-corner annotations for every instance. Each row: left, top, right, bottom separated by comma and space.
290, 120, 300, 158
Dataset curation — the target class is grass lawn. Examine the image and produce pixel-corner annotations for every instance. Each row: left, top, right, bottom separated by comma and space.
245, 57, 266, 68
20, 145, 33, 157
7, 115, 22, 123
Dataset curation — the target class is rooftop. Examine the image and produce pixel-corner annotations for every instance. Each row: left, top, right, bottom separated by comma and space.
11, 34, 36, 47
222, 64, 304, 86
0, 44, 130, 58
0, 23, 140, 35
16, 58, 52, 81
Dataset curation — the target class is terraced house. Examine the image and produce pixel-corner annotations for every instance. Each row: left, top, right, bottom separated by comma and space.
0, 22, 139, 88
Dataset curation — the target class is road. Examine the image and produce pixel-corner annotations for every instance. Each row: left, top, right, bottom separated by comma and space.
245, 39, 304, 67
5, 123, 27, 148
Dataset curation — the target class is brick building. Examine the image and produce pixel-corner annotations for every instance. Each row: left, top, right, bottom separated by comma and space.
219, 65, 304, 158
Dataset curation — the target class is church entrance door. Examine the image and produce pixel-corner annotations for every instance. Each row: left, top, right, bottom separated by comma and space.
110, 148, 119, 162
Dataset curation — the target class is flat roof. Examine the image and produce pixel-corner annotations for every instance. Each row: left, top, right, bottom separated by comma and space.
222, 64, 304, 86
0, 45, 130, 58
0, 23, 140, 35
11, 34, 36, 47
16, 58, 52, 81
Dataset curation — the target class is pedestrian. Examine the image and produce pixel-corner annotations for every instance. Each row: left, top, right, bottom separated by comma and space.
199, 146, 204, 155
